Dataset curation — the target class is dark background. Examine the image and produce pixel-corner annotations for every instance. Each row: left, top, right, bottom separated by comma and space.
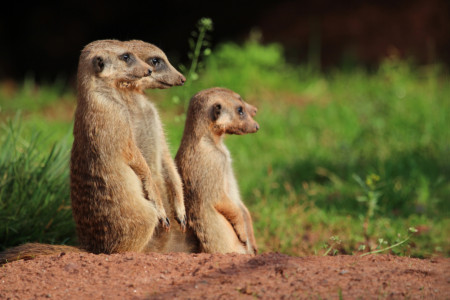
0, 0, 448, 83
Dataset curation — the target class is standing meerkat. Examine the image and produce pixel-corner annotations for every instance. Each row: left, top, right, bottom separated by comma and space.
70, 39, 170, 254
122, 40, 192, 252
0, 40, 173, 263
175, 87, 259, 254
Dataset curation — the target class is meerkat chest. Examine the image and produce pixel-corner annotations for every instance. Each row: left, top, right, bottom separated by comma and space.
129, 99, 163, 172
217, 144, 240, 202
132, 110, 160, 143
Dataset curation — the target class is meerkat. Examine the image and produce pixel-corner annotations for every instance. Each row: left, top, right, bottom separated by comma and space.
175, 87, 259, 254
119, 40, 193, 252
70, 39, 171, 254
0, 40, 179, 263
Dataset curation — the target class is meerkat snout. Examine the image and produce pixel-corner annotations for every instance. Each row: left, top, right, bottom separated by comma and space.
124, 40, 187, 89
145, 69, 152, 76
246, 103, 258, 117
178, 74, 186, 86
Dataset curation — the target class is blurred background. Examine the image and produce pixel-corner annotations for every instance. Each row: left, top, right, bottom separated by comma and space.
1, 0, 449, 82
0, 0, 449, 257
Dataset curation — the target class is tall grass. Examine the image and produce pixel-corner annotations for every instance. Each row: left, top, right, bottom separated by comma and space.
0, 117, 76, 250
0, 39, 448, 257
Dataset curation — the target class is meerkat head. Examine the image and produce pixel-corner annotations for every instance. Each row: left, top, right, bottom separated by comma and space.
188, 87, 259, 137
78, 40, 152, 87
125, 40, 186, 90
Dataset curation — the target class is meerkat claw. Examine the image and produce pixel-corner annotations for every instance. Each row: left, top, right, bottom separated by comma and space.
159, 217, 170, 231
175, 215, 187, 232
180, 217, 187, 233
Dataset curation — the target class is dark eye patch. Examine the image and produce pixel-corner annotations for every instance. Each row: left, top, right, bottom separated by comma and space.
147, 57, 167, 71
237, 106, 244, 115
151, 58, 160, 65
119, 53, 133, 63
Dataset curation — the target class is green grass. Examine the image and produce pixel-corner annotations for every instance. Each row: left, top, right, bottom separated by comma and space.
0, 117, 75, 248
0, 40, 448, 257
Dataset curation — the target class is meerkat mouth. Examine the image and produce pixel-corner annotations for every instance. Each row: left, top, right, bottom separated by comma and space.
156, 80, 173, 87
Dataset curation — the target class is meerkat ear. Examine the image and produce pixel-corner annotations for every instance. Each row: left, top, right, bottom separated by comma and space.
92, 56, 105, 73
212, 103, 222, 121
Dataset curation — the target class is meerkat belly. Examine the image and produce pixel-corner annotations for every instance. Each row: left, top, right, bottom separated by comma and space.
224, 162, 241, 204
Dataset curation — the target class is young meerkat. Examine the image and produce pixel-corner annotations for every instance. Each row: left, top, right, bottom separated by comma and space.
70, 39, 170, 254
121, 40, 192, 252
175, 87, 259, 254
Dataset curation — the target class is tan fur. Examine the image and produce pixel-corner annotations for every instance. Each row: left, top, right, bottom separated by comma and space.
70, 39, 170, 254
120, 40, 194, 253
0, 40, 185, 263
175, 87, 259, 254
0, 243, 84, 264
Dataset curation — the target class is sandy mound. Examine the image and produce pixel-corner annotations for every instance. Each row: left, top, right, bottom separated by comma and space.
1, 252, 448, 299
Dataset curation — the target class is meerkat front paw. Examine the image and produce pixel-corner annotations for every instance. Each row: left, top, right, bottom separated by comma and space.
235, 231, 248, 247
174, 206, 187, 232
159, 217, 171, 231
175, 215, 187, 232
154, 204, 170, 231
248, 241, 258, 255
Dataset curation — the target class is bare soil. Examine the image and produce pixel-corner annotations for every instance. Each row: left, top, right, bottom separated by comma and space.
1, 252, 448, 299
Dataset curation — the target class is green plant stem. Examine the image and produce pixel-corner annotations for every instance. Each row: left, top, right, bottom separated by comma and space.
323, 245, 334, 256
188, 27, 206, 79
360, 235, 412, 257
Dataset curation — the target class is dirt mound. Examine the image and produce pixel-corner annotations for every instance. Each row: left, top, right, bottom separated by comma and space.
1, 252, 448, 299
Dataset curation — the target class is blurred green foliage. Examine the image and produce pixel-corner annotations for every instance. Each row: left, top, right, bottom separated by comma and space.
0, 39, 448, 257
0, 117, 75, 248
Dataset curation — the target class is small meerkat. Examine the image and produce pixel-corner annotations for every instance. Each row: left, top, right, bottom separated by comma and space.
70, 39, 170, 254
122, 40, 191, 252
175, 87, 259, 254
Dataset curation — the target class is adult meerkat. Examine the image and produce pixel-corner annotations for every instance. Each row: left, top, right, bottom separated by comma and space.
1, 40, 172, 263
175, 87, 259, 254
70, 39, 170, 254
122, 40, 192, 252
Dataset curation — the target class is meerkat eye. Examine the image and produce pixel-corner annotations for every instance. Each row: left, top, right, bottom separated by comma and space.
151, 58, 160, 66
120, 53, 132, 62
237, 106, 244, 115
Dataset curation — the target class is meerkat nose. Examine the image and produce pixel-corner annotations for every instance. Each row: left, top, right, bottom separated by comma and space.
179, 74, 186, 85
145, 69, 152, 77
255, 123, 260, 131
